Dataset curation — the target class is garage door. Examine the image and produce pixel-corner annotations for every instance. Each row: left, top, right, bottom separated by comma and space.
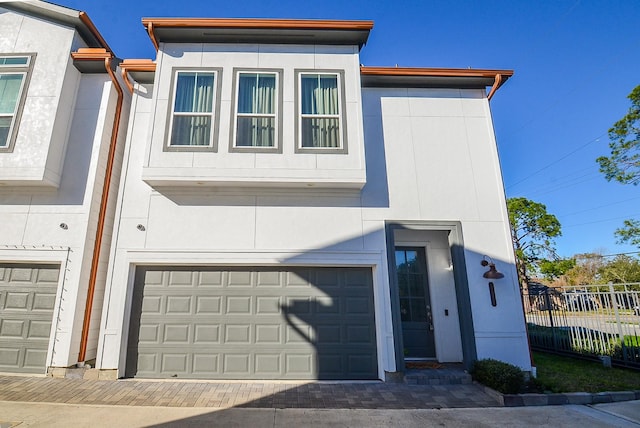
126, 267, 377, 380
0, 264, 59, 374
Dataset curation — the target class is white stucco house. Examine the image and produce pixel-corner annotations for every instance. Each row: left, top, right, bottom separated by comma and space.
0, 1, 530, 381
94, 17, 531, 380
0, 2, 129, 374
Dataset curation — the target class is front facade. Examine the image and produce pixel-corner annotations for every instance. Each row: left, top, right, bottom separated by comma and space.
0, 2, 530, 380
95, 18, 531, 380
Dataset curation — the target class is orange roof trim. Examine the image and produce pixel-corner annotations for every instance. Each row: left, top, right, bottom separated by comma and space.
360, 66, 514, 100
141, 18, 374, 51
141, 18, 374, 30
121, 59, 156, 93
360, 66, 514, 79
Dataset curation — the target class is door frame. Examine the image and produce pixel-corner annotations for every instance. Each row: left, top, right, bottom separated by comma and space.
385, 221, 476, 372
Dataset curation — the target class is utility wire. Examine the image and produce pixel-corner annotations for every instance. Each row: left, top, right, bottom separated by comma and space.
563, 212, 640, 228
506, 133, 606, 190
559, 196, 640, 218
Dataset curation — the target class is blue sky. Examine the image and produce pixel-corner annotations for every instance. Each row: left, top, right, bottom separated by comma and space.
58, 0, 640, 259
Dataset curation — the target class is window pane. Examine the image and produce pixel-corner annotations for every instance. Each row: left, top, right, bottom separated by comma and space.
171, 116, 211, 146
301, 74, 338, 115
0, 57, 29, 66
395, 250, 407, 272
301, 118, 339, 148
0, 74, 23, 114
236, 116, 275, 147
0, 116, 10, 147
238, 73, 275, 114
174, 72, 214, 113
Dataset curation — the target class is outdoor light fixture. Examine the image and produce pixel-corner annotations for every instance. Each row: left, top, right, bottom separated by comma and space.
481, 256, 504, 279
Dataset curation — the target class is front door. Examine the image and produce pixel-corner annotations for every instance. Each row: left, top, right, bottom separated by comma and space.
395, 247, 436, 359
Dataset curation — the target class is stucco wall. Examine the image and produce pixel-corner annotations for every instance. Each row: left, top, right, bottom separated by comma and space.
0, 8, 83, 187
98, 77, 530, 374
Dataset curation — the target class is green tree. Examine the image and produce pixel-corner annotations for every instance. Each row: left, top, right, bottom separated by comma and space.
597, 84, 640, 186
615, 219, 640, 248
597, 84, 640, 248
599, 254, 640, 284
539, 258, 576, 281
507, 197, 562, 291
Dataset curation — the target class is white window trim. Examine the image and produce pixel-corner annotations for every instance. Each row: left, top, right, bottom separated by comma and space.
295, 70, 347, 153
165, 68, 220, 151
229, 68, 283, 154
0, 54, 34, 153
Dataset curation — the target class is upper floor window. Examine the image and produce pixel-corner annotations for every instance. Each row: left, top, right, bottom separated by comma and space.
0, 54, 33, 151
232, 71, 281, 151
168, 70, 219, 149
297, 71, 345, 152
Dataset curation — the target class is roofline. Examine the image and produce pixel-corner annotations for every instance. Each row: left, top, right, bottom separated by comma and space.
1, 1, 112, 52
141, 18, 374, 51
120, 59, 156, 92
360, 66, 513, 99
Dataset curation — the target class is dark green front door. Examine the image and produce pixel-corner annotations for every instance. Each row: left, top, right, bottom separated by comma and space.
395, 247, 436, 359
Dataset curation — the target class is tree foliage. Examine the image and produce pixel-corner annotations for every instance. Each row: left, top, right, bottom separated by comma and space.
597, 85, 640, 249
597, 84, 640, 186
542, 253, 640, 286
599, 255, 640, 284
615, 219, 640, 248
507, 197, 562, 288
539, 258, 576, 281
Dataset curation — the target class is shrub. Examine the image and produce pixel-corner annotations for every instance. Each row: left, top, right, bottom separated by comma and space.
471, 359, 525, 394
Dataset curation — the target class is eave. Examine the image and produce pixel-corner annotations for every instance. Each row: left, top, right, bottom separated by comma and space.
360, 66, 513, 99
141, 18, 373, 50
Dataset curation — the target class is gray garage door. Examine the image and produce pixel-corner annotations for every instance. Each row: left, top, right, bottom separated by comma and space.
126, 267, 377, 380
0, 264, 59, 374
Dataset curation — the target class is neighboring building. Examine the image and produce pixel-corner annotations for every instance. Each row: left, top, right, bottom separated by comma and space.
94, 18, 531, 380
0, 2, 129, 374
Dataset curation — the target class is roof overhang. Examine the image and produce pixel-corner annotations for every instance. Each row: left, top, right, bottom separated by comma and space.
71, 48, 116, 73
141, 18, 373, 50
1, 1, 111, 52
360, 66, 513, 99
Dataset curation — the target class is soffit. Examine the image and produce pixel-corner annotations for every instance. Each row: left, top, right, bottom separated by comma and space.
360, 67, 513, 89
142, 18, 373, 48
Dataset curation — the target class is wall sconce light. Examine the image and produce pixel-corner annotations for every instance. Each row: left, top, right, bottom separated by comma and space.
481, 256, 504, 279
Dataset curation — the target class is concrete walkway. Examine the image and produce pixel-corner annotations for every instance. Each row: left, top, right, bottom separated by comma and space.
0, 375, 639, 427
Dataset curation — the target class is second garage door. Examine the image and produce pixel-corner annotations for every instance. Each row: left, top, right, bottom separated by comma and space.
126, 266, 377, 380
0, 264, 59, 374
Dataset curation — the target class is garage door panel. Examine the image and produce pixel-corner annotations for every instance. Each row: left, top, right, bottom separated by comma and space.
128, 266, 377, 379
0, 264, 58, 374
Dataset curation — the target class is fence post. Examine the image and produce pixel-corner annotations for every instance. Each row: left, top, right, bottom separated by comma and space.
609, 282, 627, 363
544, 290, 558, 352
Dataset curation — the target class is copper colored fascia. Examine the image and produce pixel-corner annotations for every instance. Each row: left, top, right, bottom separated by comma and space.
142, 18, 374, 51
79, 12, 113, 52
360, 66, 513, 99
71, 47, 124, 363
120, 59, 156, 93
71, 47, 113, 62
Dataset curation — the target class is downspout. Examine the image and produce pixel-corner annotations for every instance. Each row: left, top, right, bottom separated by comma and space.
486, 73, 504, 101
73, 50, 124, 363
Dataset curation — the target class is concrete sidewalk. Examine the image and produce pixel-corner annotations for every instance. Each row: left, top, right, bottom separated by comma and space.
1, 401, 640, 427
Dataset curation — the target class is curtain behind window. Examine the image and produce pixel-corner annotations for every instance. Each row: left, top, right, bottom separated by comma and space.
171, 72, 214, 146
236, 73, 275, 147
0, 74, 23, 147
301, 74, 339, 148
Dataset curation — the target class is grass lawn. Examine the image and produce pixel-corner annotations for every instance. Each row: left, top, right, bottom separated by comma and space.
533, 351, 640, 393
